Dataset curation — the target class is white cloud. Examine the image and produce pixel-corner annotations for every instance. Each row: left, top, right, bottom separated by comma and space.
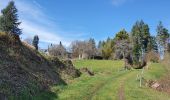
0, 0, 88, 48
20, 20, 76, 47
33, 0, 43, 9
112, 0, 126, 6
20, 20, 61, 43
112, 0, 134, 6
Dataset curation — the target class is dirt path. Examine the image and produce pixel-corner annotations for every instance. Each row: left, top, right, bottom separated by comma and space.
88, 71, 130, 100
117, 71, 137, 100
90, 70, 137, 100
118, 82, 125, 100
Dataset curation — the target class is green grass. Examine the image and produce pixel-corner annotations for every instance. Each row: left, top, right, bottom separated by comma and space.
124, 63, 170, 100
33, 60, 170, 100
53, 60, 124, 100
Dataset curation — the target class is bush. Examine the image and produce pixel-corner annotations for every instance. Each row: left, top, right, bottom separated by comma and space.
146, 51, 160, 63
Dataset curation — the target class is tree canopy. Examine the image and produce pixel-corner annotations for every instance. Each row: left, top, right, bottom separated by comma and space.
131, 20, 151, 64
32, 35, 39, 50
0, 1, 21, 35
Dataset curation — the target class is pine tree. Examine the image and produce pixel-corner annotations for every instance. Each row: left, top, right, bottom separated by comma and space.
0, 1, 21, 35
131, 20, 150, 64
88, 38, 96, 58
32, 35, 39, 50
147, 36, 158, 53
59, 41, 62, 47
157, 21, 169, 46
156, 21, 169, 58
98, 41, 102, 49
115, 29, 129, 41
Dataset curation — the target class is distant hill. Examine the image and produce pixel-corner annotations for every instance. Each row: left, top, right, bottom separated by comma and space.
0, 32, 80, 99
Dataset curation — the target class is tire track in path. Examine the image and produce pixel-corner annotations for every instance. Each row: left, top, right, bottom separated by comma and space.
88, 71, 130, 100
117, 71, 137, 100
118, 82, 125, 100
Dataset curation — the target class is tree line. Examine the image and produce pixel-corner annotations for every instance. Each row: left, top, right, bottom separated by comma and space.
68, 20, 170, 69
1, 1, 170, 69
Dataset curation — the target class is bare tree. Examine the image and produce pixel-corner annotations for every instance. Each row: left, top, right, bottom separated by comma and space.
71, 40, 86, 58
115, 40, 133, 69
48, 42, 67, 59
71, 39, 97, 59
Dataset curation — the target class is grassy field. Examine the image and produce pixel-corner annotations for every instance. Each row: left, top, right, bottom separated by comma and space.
34, 60, 170, 100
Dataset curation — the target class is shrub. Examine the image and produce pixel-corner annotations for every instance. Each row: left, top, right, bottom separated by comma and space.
146, 51, 160, 63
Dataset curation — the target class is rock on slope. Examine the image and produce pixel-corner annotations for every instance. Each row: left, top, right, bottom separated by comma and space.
0, 32, 80, 99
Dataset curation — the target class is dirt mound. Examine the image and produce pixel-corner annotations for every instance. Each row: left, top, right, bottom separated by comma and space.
48, 57, 81, 81
147, 80, 160, 89
79, 68, 94, 76
157, 76, 170, 93
62, 60, 81, 77
0, 33, 80, 98
147, 78, 170, 94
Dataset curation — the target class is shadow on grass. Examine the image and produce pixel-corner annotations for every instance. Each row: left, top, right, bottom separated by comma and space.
32, 78, 67, 100
33, 91, 58, 100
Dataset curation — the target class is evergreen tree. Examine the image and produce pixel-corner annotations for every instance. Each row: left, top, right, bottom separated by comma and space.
115, 29, 129, 41
59, 41, 62, 47
32, 35, 39, 50
131, 20, 150, 64
0, 1, 21, 35
88, 38, 96, 58
147, 36, 158, 52
106, 37, 111, 42
89, 38, 96, 50
98, 41, 102, 49
156, 21, 169, 58
157, 21, 169, 46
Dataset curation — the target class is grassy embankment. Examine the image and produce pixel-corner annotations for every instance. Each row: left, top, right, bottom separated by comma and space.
34, 60, 170, 100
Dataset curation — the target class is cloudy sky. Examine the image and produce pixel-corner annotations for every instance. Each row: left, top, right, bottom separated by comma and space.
0, 0, 170, 48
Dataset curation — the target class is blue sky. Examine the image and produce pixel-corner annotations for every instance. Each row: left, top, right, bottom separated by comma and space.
0, 0, 170, 49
